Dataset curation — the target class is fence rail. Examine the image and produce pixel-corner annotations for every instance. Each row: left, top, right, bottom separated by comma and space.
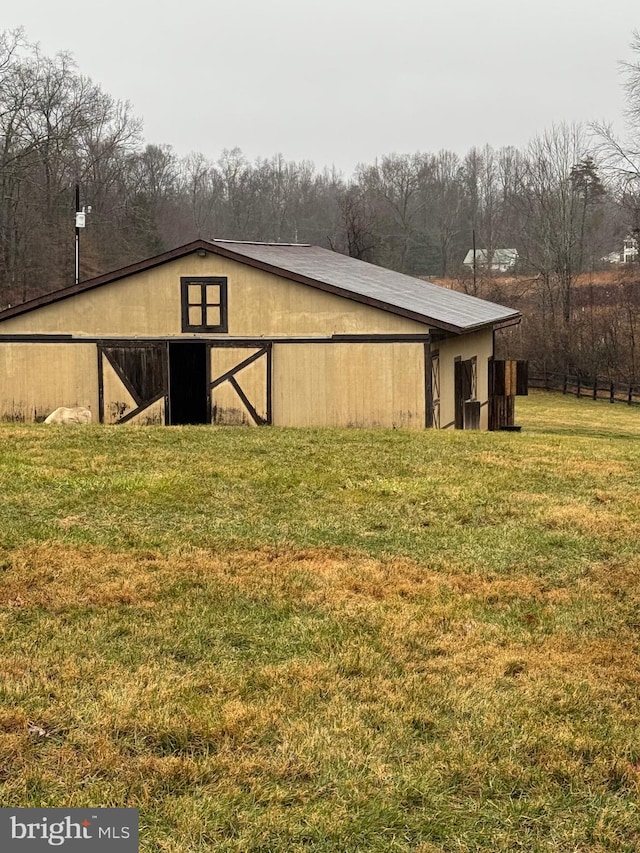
529, 372, 640, 406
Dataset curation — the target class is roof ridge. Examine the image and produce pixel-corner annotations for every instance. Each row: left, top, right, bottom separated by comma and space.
212, 239, 311, 247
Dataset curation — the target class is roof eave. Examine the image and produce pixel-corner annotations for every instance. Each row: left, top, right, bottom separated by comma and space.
489, 315, 522, 332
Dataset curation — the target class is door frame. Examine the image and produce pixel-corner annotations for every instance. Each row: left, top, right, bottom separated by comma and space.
97, 338, 272, 426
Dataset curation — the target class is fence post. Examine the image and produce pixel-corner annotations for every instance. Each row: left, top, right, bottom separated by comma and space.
563, 375, 567, 395
577, 376, 581, 398
630, 385, 634, 406
610, 382, 614, 403
593, 377, 598, 400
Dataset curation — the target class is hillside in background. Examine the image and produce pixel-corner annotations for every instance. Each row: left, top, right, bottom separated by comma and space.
431, 268, 640, 384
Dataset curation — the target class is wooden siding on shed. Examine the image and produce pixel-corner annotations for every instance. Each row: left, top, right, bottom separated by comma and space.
0, 343, 98, 422
437, 330, 493, 429
0, 331, 496, 429
272, 342, 426, 428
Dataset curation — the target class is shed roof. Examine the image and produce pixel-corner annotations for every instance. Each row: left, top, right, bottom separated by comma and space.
0, 239, 520, 335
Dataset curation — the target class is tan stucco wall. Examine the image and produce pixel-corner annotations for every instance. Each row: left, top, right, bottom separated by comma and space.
0, 343, 98, 421
0, 331, 495, 428
272, 342, 426, 428
436, 329, 494, 429
0, 255, 430, 338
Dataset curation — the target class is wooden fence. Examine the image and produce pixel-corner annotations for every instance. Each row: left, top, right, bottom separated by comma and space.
529, 372, 640, 405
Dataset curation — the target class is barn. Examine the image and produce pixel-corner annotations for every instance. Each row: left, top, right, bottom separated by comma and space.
0, 239, 522, 429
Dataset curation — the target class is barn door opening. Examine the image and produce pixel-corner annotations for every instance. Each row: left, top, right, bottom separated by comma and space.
168, 342, 209, 424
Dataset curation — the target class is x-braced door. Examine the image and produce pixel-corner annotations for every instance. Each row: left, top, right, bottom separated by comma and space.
209, 344, 272, 426
98, 342, 168, 424
454, 356, 477, 430
426, 346, 440, 428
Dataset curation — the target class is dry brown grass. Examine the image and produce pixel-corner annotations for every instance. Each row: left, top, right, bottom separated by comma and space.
432, 268, 629, 290
1, 397, 640, 850
2, 539, 639, 851
3, 544, 640, 728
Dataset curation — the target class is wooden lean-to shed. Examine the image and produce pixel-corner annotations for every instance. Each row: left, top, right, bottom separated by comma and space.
0, 239, 521, 429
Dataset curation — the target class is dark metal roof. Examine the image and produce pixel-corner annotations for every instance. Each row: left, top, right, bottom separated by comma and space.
210, 241, 520, 333
0, 239, 520, 334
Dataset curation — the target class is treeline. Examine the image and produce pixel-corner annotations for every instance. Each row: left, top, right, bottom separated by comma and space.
2, 28, 640, 382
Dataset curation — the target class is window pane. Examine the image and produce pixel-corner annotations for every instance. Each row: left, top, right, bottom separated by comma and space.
188, 284, 202, 304
206, 306, 221, 328
188, 306, 202, 327
205, 283, 220, 305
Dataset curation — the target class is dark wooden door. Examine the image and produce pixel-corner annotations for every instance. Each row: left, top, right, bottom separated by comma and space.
426, 346, 440, 428
454, 357, 477, 429
98, 343, 168, 424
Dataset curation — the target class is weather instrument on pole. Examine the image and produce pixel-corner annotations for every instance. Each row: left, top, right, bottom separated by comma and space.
74, 184, 92, 284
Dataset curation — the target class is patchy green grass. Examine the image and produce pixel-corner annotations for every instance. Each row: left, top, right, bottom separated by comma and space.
0, 390, 639, 851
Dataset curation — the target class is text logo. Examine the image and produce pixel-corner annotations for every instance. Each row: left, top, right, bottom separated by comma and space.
0, 809, 138, 852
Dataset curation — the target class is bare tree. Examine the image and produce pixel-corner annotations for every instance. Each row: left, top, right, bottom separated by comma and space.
0, 30, 145, 302
420, 150, 464, 279
355, 153, 428, 272
336, 183, 379, 260
594, 31, 640, 231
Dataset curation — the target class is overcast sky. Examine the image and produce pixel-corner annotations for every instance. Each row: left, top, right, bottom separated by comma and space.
5, 0, 639, 174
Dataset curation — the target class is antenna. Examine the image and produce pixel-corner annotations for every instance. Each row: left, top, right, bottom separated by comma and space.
74, 184, 92, 284
472, 228, 477, 294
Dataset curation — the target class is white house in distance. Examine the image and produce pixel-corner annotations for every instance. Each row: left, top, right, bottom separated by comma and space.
600, 236, 638, 265
463, 248, 519, 273
623, 235, 638, 263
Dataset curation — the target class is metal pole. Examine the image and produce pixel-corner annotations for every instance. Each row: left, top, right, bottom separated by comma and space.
75, 184, 80, 285
472, 228, 477, 294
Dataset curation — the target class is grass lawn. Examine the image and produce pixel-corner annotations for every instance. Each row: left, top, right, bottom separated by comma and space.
1, 389, 639, 851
